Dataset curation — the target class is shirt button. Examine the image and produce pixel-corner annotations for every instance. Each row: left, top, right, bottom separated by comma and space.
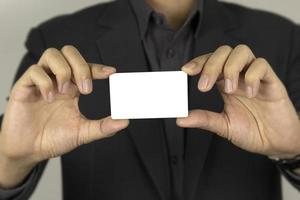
171, 156, 178, 165
167, 48, 175, 58
153, 13, 164, 25
155, 17, 163, 25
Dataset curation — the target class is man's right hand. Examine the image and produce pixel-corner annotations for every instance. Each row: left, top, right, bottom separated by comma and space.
0, 45, 129, 189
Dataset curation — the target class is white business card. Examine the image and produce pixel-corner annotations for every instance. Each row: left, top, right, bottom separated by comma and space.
109, 71, 188, 119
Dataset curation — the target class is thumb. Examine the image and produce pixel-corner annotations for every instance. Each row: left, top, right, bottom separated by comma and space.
176, 109, 229, 139
79, 116, 129, 145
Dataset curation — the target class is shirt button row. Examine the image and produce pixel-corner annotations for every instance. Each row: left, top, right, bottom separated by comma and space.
152, 13, 164, 25
154, 17, 163, 25
171, 155, 178, 165
166, 48, 176, 58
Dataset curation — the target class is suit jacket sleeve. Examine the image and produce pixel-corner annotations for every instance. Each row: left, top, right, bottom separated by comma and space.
286, 24, 300, 112
0, 28, 48, 200
279, 23, 300, 190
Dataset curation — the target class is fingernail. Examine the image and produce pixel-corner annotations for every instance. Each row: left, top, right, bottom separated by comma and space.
47, 91, 54, 102
61, 81, 70, 94
225, 79, 233, 93
246, 86, 253, 98
198, 75, 209, 91
182, 62, 196, 71
82, 79, 92, 93
102, 66, 116, 74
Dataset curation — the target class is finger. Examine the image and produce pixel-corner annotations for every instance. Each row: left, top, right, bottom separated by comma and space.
61, 45, 92, 94
181, 53, 211, 75
216, 76, 248, 97
197, 45, 232, 92
223, 44, 256, 94
38, 48, 72, 94
176, 109, 229, 139
244, 58, 275, 98
90, 64, 116, 79
78, 116, 129, 145
18, 64, 55, 102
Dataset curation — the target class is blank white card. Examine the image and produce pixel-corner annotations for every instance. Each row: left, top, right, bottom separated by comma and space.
109, 71, 188, 119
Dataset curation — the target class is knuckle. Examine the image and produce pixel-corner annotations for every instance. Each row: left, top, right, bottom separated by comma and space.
191, 57, 200, 63
224, 64, 238, 76
255, 57, 268, 66
245, 70, 259, 84
205, 56, 223, 69
202, 64, 218, 77
205, 59, 218, 69
96, 64, 108, 71
200, 111, 210, 129
203, 64, 223, 78
77, 63, 91, 76
218, 45, 232, 52
245, 73, 256, 83
61, 45, 76, 53
201, 71, 216, 79
224, 71, 237, 79
91, 65, 104, 74
44, 48, 59, 57
193, 55, 208, 64
58, 67, 71, 80
235, 44, 252, 55
195, 52, 212, 59
40, 79, 53, 91
28, 65, 44, 78
43, 48, 60, 63
77, 62, 90, 69
28, 64, 39, 72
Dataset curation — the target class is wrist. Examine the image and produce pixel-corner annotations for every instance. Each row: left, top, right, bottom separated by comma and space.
0, 148, 36, 189
268, 147, 300, 160
270, 154, 300, 176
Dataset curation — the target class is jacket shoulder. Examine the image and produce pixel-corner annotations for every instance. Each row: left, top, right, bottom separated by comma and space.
221, 2, 296, 29
218, 2, 300, 79
219, 2, 298, 59
38, 2, 112, 31
29, 1, 116, 49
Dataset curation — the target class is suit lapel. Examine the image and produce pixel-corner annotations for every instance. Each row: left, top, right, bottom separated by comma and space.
96, 1, 169, 199
184, 1, 240, 200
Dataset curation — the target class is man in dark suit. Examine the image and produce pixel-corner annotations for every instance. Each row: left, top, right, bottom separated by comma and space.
0, 0, 300, 199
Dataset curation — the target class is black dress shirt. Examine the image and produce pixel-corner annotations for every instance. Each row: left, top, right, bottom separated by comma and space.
129, 0, 203, 199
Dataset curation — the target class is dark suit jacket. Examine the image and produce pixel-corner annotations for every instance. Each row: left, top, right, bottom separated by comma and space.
1, 0, 300, 199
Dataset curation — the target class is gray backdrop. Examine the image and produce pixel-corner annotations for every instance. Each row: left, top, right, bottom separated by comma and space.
0, 0, 299, 199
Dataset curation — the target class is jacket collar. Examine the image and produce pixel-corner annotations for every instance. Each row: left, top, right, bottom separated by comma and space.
128, 0, 205, 38
97, 0, 239, 33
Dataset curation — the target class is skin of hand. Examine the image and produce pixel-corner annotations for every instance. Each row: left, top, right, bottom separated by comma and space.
0, 45, 129, 189
177, 44, 300, 159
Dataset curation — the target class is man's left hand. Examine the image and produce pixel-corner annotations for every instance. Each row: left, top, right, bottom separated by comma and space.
177, 44, 300, 159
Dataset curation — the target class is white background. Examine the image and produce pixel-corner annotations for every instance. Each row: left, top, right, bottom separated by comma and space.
0, 0, 299, 199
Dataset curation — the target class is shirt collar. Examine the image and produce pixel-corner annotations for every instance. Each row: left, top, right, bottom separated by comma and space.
129, 0, 204, 38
